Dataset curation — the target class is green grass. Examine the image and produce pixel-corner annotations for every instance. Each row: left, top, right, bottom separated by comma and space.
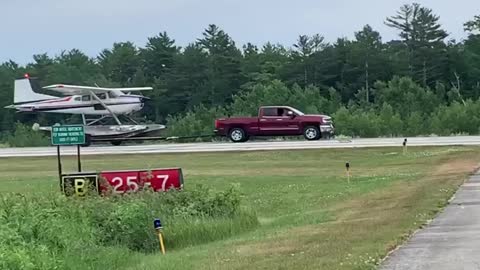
1, 146, 479, 269
0, 184, 258, 270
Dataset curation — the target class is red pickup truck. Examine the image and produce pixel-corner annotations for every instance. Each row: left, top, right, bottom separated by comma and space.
214, 106, 334, 142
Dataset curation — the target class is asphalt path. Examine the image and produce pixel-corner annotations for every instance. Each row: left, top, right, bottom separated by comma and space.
379, 172, 480, 270
1, 136, 480, 157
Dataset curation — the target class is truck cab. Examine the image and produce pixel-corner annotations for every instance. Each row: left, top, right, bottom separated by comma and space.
257, 106, 306, 136
215, 106, 334, 142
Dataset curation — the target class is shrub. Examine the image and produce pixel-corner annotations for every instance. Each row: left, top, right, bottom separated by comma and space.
5, 122, 49, 147
165, 105, 227, 139
0, 184, 258, 269
429, 100, 480, 135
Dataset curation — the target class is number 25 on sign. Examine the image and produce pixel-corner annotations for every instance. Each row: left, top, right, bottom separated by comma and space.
110, 175, 169, 194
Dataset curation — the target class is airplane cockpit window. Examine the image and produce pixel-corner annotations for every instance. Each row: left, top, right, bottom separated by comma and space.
97, 93, 107, 100
81, 95, 91, 101
74, 96, 81, 101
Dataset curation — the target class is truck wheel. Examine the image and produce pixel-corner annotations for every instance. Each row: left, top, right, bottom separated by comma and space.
303, 126, 321, 141
110, 140, 122, 146
229, 128, 248, 143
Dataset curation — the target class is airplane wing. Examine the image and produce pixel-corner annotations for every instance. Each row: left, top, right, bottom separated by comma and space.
42, 84, 153, 96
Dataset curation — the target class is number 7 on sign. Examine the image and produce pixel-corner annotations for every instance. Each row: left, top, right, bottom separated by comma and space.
157, 175, 169, 191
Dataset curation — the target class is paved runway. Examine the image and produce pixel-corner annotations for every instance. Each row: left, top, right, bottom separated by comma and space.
379, 172, 480, 270
1, 136, 480, 157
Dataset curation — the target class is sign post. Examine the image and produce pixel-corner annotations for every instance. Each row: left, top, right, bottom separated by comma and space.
77, 145, 82, 172
345, 162, 351, 183
51, 125, 86, 190
57, 145, 62, 190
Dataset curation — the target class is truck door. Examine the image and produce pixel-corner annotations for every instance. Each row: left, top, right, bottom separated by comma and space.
282, 108, 302, 134
259, 108, 301, 135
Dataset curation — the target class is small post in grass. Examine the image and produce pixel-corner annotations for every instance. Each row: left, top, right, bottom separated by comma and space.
403, 138, 408, 155
77, 144, 82, 172
154, 218, 166, 255
345, 162, 351, 183
57, 145, 62, 190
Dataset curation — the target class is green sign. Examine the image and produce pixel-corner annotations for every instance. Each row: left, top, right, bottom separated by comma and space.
51, 125, 85, 145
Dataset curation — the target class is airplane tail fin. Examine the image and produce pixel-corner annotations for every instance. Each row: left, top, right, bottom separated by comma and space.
14, 76, 56, 104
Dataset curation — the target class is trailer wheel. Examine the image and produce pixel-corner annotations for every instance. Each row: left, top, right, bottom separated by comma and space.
81, 135, 92, 147
229, 127, 248, 142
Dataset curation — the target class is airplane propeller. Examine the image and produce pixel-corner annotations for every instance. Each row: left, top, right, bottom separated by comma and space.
126, 92, 151, 102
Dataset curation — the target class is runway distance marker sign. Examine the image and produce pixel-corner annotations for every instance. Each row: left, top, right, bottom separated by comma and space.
61, 172, 99, 196
61, 168, 183, 196
99, 168, 184, 194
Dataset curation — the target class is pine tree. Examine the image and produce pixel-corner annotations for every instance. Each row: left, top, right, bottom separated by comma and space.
97, 42, 141, 86
464, 15, 480, 34
141, 32, 179, 81
291, 34, 325, 87
385, 3, 448, 86
351, 25, 387, 103
138, 32, 180, 121
197, 24, 244, 106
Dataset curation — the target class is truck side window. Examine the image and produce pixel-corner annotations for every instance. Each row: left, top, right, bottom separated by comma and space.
262, 108, 278, 116
283, 109, 295, 116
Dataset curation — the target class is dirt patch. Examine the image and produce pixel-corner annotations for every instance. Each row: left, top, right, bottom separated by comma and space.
433, 158, 479, 177
235, 239, 299, 257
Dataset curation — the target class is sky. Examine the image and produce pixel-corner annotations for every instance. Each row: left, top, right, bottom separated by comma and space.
1, 0, 478, 65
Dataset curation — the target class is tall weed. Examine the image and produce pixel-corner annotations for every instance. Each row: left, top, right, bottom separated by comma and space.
0, 184, 258, 269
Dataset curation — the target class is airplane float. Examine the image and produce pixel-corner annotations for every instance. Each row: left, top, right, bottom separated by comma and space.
5, 74, 165, 146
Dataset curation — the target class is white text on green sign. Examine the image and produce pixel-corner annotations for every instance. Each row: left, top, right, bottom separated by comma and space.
52, 126, 85, 145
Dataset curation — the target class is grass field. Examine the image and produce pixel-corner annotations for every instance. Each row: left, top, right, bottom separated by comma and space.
1, 146, 479, 269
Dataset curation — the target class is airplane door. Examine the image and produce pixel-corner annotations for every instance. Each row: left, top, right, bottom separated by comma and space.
93, 93, 108, 111
94, 104, 106, 110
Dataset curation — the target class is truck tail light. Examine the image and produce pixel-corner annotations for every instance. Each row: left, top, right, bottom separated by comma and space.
215, 120, 219, 129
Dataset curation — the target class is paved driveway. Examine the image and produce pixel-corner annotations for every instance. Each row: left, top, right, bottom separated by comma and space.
380, 173, 480, 270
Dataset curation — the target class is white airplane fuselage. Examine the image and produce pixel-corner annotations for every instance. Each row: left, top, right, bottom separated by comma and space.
14, 94, 144, 115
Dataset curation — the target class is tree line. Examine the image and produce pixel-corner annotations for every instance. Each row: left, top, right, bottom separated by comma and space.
1, 3, 480, 144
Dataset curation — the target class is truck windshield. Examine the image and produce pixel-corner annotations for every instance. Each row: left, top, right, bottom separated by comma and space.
289, 107, 304, 116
